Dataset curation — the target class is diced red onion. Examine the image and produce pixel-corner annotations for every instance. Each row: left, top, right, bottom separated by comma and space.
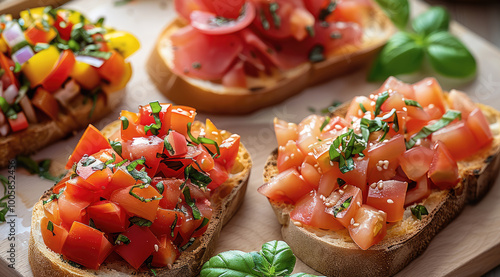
3, 84, 18, 104
0, 124, 9, 137
75, 55, 104, 68
19, 96, 38, 124
54, 79, 80, 107
2, 22, 26, 48
12, 45, 34, 65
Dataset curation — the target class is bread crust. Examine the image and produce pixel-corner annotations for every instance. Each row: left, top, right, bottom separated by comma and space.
29, 120, 252, 277
262, 103, 500, 276
146, 6, 395, 115
0, 88, 125, 168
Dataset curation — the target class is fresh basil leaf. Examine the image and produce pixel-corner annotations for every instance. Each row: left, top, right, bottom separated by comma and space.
375, 91, 389, 116
374, 0, 410, 29
129, 216, 152, 227
412, 7, 449, 36
404, 99, 422, 109
332, 196, 353, 217
156, 181, 165, 195
260, 240, 296, 276
109, 140, 122, 156
406, 109, 462, 148
200, 250, 261, 277
120, 116, 129, 130
309, 45, 325, 63
129, 184, 162, 203
320, 116, 330, 132
182, 186, 201, 220
318, 1, 337, 21
184, 165, 212, 188
47, 220, 55, 236
411, 204, 429, 220
368, 32, 425, 81
115, 234, 131, 245
425, 31, 476, 78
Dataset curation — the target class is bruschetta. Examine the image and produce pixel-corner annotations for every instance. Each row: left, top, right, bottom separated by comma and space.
28, 103, 252, 276
260, 76, 500, 276
147, 0, 395, 114
0, 6, 139, 167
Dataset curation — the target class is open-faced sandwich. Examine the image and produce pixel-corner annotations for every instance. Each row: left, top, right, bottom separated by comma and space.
0, 6, 139, 166
260, 76, 500, 276
147, 0, 395, 114
28, 103, 252, 276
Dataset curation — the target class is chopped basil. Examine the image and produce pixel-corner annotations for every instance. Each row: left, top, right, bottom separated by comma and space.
0, 97, 10, 113
406, 110, 462, 149
115, 158, 128, 168
43, 188, 65, 205
144, 101, 163, 136
95, 17, 105, 27
329, 129, 366, 173
319, 1, 337, 21
305, 25, 315, 37
269, 2, 281, 29
164, 132, 175, 156
126, 157, 152, 184
337, 178, 346, 186
332, 196, 353, 217
359, 108, 398, 142
120, 116, 129, 130
359, 103, 367, 113
109, 140, 122, 156
404, 99, 423, 109
259, 9, 270, 30
81, 156, 96, 167
180, 237, 196, 251
129, 184, 163, 203
320, 116, 330, 132
411, 205, 429, 220
194, 217, 210, 233
79, 50, 112, 59
187, 122, 221, 158
182, 186, 202, 220
170, 213, 178, 238
308, 45, 325, 63
115, 234, 131, 245
47, 220, 55, 236
318, 100, 343, 114
129, 216, 152, 227
14, 83, 29, 105
104, 153, 116, 166
192, 62, 201, 69
374, 91, 389, 116
184, 165, 212, 188
159, 159, 185, 171
16, 155, 63, 182
156, 181, 165, 195
13, 62, 21, 73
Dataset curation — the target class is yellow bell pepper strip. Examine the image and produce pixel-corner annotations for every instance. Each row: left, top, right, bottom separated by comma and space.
22, 46, 59, 88
104, 31, 140, 59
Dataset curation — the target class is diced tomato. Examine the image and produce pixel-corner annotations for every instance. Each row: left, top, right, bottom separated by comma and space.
43, 200, 62, 225
317, 169, 340, 197
139, 103, 172, 137
207, 162, 229, 190
346, 96, 374, 120
54, 11, 73, 41
114, 225, 160, 270
274, 118, 298, 147
366, 180, 407, 222
62, 221, 113, 270
413, 78, 446, 114
404, 177, 431, 206
448, 89, 476, 119
164, 130, 188, 157
326, 0, 372, 26
320, 116, 348, 140
432, 121, 478, 161
198, 0, 245, 19
65, 125, 111, 169
467, 108, 493, 148
120, 110, 145, 141
75, 159, 113, 192
174, 0, 209, 21
300, 162, 321, 189
258, 168, 314, 204
278, 140, 305, 172
92, 148, 123, 164
152, 236, 180, 268
309, 138, 334, 173
398, 146, 434, 181
31, 87, 59, 120
96, 51, 126, 84
297, 115, 324, 154
150, 208, 185, 238
8, 112, 29, 132
348, 205, 387, 250
158, 146, 201, 178
87, 200, 128, 233
381, 92, 406, 112
110, 185, 161, 222
41, 50, 76, 92
194, 145, 215, 172
367, 134, 406, 184
216, 134, 240, 170
171, 106, 196, 137
122, 135, 164, 176
378, 76, 415, 100
178, 200, 212, 242
252, 0, 304, 40
41, 217, 68, 254
170, 26, 242, 80
58, 191, 91, 229
102, 168, 137, 199
325, 185, 362, 228
222, 61, 247, 88
63, 177, 99, 203
290, 191, 344, 230
428, 141, 459, 190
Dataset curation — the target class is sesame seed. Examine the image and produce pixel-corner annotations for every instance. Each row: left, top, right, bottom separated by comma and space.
357, 201, 361, 207
428, 104, 435, 109
370, 183, 377, 189
294, 221, 303, 227
279, 146, 285, 151
317, 168, 323, 174
154, 244, 159, 252
358, 110, 363, 116
357, 157, 364, 161
353, 223, 360, 227
284, 156, 289, 161
343, 185, 348, 190
297, 166, 302, 171
377, 166, 382, 171
291, 153, 295, 158
387, 199, 394, 204
378, 183, 384, 190
220, 130, 227, 135
402, 107, 408, 111
325, 202, 333, 207
383, 164, 389, 170
314, 164, 319, 168
370, 101, 376, 106
351, 218, 355, 225
339, 190, 344, 195
335, 124, 342, 130
330, 161, 334, 166
211, 131, 218, 135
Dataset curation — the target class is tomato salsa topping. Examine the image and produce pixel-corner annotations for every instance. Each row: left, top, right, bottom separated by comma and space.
259, 77, 494, 250
171, 0, 373, 88
0, 7, 139, 136
40, 103, 241, 270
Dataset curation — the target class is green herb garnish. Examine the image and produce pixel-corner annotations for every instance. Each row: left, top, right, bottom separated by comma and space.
47, 220, 55, 236
115, 234, 131, 245
406, 110, 461, 149
332, 196, 353, 217
404, 99, 422, 108
411, 204, 429, 220
129, 216, 152, 227
120, 116, 129, 130
320, 116, 331, 132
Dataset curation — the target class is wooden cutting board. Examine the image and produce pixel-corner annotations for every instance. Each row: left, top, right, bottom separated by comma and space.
1, 0, 500, 276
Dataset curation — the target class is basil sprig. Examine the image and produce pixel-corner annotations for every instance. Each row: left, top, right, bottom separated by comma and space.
201, 241, 318, 277
369, 5, 476, 81
406, 110, 461, 149
16, 155, 64, 182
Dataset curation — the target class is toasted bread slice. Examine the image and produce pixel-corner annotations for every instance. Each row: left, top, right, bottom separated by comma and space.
28, 120, 252, 277
0, 88, 125, 168
146, 6, 395, 115
262, 102, 500, 276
